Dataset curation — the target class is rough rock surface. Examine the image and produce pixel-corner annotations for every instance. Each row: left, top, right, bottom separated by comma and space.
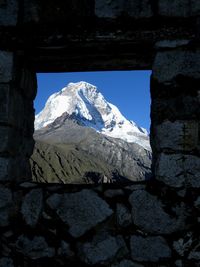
130, 235, 171, 262
78, 235, 128, 265
0, 187, 12, 227
0, 51, 13, 82
58, 241, 75, 258
0, 0, 18, 26
188, 242, 200, 260
129, 190, 185, 234
21, 189, 43, 227
153, 50, 200, 83
16, 235, 55, 260
154, 120, 199, 152
0, 258, 14, 267
156, 153, 200, 188
104, 189, 124, 198
47, 189, 113, 237
173, 232, 193, 257
32, 117, 151, 184
116, 203, 132, 227
111, 259, 143, 267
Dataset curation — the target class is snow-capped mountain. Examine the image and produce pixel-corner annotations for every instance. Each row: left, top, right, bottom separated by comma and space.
35, 81, 150, 150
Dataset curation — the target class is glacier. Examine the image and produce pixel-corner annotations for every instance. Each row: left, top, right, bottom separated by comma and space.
35, 81, 151, 151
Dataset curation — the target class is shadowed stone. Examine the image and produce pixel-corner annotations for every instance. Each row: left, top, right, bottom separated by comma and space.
112, 259, 143, 267
0, 187, 12, 209
16, 235, 55, 260
154, 120, 199, 152
173, 232, 193, 257
47, 189, 113, 237
0, 258, 14, 267
158, 0, 190, 17
175, 260, 183, 267
153, 50, 200, 83
188, 241, 200, 260
104, 189, 124, 198
0, 51, 13, 82
194, 197, 200, 209
78, 235, 128, 265
21, 189, 43, 227
95, 0, 152, 18
192, 0, 200, 15
0, 0, 18, 26
129, 190, 185, 234
24, 0, 40, 23
156, 153, 200, 188
155, 40, 190, 49
0, 187, 12, 227
130, 235, 171, 262
95, 0, 125, 18
158, 0, 200, 17
116, 203, 132, 227
58, 241, 75, 258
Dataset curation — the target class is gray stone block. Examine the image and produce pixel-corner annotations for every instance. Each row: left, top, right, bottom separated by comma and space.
95, 0, 125, 18
158, 0, 190, 17
0, 156, 31, 182
0, 84, 10, 121
173, 232, 193, 257
0, 84, 24, 128
155, 40, 190, 49
158, 0, 200, 17
16, 235, 55, 260
78, 235, 128, 265
191, 0, 200, 16
194, 196, 200, 209
21, 189, 43, 227
95, 0, 152, 18
0, 157, 10, 182
116, 203, 132, 227
112, 260, 143, 267
0, 186, 12, 227
188, 243, 200, 260
104, 189, 124, 198
0, 126, 10, 153
23, 0, 40, 23
154, 120, 199, 152
0, 187, 12, 209
130, 235, 171, 262
129, 190, 185, 234
0, 51, 13, 82
58, 241, 74, 258
127, 0, 153, 18
156, 153, 200, 188
0, 0, 18, 26
0, 126, 26, 155
153, 50, 200, 83
0, 258, 14, 267
47, 189, 113, 237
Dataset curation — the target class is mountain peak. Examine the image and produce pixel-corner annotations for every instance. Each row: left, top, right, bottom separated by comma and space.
35, 81, 150, 150
62, 81, 96, 92
68, 81, 94, 87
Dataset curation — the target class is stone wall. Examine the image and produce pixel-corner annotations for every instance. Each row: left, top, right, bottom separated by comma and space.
0, 0, 200, 266
1, 182, 199, 267
0, 52, 36, 182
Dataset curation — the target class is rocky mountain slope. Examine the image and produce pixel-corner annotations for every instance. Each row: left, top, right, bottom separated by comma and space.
31, 82, 151, 184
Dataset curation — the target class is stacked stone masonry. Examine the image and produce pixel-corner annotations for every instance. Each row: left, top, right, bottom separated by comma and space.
0, 0, 200, 266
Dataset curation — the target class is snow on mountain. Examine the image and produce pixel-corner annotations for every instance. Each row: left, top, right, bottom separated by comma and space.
35, 81, 151, 150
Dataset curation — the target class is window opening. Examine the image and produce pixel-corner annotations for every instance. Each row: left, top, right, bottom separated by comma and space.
32, 71, 152, 184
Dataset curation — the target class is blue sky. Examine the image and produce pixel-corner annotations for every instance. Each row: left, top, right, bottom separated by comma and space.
35, 71, 151, 131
